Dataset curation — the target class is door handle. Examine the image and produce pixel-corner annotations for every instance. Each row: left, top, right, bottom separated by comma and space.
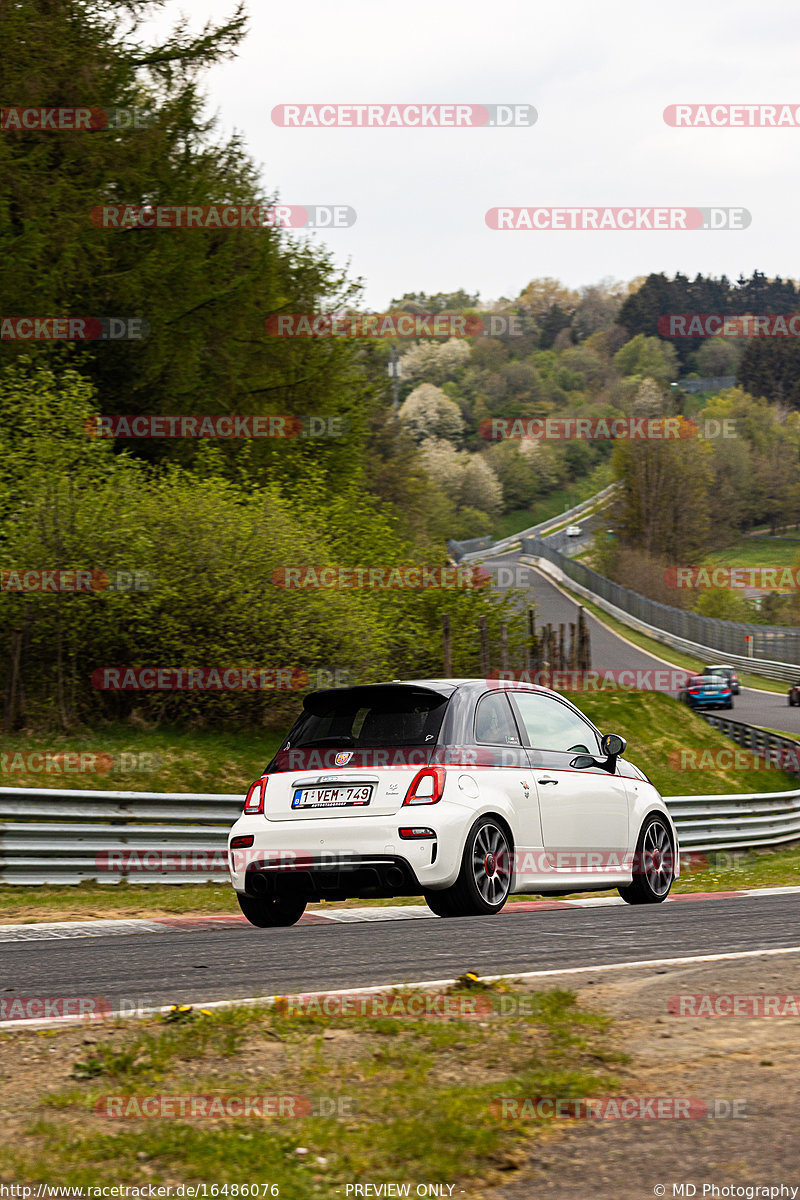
537, 777, 559, 785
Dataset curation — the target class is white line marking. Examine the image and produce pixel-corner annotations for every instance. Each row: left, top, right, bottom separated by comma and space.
5, 945, 800, 1032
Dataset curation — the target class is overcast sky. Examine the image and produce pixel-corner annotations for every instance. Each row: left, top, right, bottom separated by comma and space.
149, 0, 799, 309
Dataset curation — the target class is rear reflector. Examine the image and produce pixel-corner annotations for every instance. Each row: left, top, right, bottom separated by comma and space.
243, 778, 267, 814
399, 827, 436, 839
230, 834, 254, 849
403, 766, 445, 806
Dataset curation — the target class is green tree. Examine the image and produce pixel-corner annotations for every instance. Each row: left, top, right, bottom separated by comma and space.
613, 335, 679, 389
611, 417, 713, 560
0, 0, 367, 489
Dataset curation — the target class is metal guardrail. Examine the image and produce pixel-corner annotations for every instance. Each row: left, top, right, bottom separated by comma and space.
0, 787, 240, 885
699, 714, 800, 781
521, 538, 800, 674
677, 375, 737, 394
448, 484, 617, 563
667, 791, 800, 852
2, 765, 800, 882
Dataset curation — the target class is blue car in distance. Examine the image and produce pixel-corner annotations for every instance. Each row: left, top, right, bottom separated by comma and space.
679, 674, 733, 710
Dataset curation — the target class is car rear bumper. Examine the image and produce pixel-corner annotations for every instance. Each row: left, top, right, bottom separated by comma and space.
237, 852, 423, 901
227, 806, 469, 898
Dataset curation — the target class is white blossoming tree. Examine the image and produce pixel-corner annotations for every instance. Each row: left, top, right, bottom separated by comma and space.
398, 383, 465, 443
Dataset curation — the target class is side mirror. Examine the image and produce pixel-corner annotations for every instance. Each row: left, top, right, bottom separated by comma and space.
600, 733, 626, 759
569, 754, 597, 770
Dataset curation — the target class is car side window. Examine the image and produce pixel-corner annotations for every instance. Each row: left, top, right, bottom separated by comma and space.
511, 691, 601, 755
474, 692, 521, 745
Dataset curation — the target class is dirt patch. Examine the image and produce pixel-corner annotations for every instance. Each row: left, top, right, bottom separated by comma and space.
485, 954, 800, 1200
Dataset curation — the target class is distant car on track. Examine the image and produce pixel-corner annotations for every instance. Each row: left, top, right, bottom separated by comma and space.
703, 664, 740, 695
228, 678, 678, 926
564, 525, 583, 537
789, 683, 800, 707
679, 674, 733, 710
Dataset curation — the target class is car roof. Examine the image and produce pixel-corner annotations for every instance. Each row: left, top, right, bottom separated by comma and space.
306, 678, 557, 706
393, 677, 555, 694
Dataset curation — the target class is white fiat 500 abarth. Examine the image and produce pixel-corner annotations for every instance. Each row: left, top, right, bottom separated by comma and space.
228, 679, 678, 926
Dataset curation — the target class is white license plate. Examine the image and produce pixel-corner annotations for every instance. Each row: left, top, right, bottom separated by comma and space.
292, 784, 373, 809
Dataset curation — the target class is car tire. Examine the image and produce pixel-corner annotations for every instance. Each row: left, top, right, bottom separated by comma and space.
425, 817, 513, 917
423, 889, 457, 917
236, 891, 307, 927
726, 700, 734, 709
618, 815, 675, 905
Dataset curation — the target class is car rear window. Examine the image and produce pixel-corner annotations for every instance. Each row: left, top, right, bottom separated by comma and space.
286, 686, 449, 749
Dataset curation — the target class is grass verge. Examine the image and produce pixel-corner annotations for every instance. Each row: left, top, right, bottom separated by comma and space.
0, 983, 622, 1194
490, 465, 613, 540
0, 726, 283, 792
703, 535, 800, 569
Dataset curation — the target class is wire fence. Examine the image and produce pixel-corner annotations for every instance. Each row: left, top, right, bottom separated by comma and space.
522, 536, 800, 669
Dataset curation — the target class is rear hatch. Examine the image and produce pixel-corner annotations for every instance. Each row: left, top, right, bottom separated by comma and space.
690, 676, 727, 700
261, 683, 452, 821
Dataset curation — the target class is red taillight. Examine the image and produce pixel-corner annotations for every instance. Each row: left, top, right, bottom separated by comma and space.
230, 834, 254, 849
243, 778, 267, 814
403, 766, 446, 806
